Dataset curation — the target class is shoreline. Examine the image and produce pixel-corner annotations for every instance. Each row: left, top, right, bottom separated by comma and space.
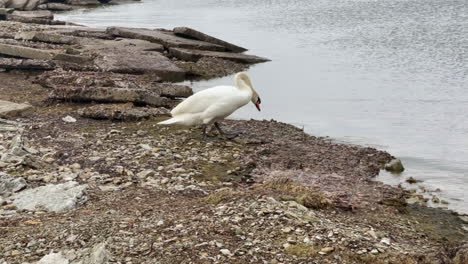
0, 12, 467, 264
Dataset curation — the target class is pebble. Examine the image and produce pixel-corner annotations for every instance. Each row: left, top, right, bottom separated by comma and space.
370, 249, 379, 254
62, 116, 77, 123
380, 238, 391, 245
357, 249, 367, 254
137, 170, 155, 179
69, 163, 81, 170
319, 247, 334, 255
220, 249, 232, 256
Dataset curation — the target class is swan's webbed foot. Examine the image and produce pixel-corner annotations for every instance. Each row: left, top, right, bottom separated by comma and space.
214, 122, 241, 140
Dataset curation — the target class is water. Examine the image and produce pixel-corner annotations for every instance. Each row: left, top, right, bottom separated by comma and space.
57, 0, 468, 213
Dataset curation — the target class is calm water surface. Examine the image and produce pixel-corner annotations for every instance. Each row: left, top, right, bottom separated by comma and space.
57, 0, 468, 213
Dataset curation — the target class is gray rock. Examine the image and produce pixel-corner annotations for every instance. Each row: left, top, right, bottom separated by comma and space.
87, 243, 111, 264
36, 252, 69, 264
174, 27, 247, 52
4, 0, 28, 9
13, 181, 87, 212
107, 27, 225, 51
0, 172, 27, 195
0, 100, 32, 118
0, 43, 54, 60
169, 47, 270, 64
384, 158, 404, 173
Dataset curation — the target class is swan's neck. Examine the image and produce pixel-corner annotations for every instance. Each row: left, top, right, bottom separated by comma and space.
235, 76, 252, 93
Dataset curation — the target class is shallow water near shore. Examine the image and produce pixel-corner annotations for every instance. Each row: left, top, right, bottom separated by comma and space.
57, 0, 468, 213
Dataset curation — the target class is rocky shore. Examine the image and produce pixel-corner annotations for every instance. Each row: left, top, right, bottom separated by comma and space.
0, 12, 467, 264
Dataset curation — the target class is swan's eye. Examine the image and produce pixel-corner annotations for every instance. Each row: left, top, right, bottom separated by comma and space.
257, 97, 261, 104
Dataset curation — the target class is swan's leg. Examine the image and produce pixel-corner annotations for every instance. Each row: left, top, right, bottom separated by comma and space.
202, 124, 220, 142
214, 122, 240, 140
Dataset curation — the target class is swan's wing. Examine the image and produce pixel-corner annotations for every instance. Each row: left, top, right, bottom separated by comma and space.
171, 86, 240, 116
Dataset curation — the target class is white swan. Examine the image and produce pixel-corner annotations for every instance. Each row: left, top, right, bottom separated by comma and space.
158, 72, 261, 139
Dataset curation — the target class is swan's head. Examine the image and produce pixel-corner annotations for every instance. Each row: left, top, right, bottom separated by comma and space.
236, 72, 261, 111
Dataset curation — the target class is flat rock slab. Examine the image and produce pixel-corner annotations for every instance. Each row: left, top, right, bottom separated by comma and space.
15, 31, 76, 44
0, 172, 27, 196
169, 47, 270, 64
150, 83, 193, 98
38, 3, 76, 11
0, 100, 33, 118
11, 10, 54, 20
107, 27, 226, 51
50, 86, 178, 108
78, 103, 169, 121
0, 43, 55, 60
174, 27, 247, 52
35, 70, 163, 89
12, 181, 87, 213
94, 50, 185, 82
0, 58, 55, 70
175, 57, 249, 79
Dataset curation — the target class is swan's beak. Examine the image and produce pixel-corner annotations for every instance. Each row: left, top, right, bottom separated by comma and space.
255, 98, 261, 111
255, 102, 261, 111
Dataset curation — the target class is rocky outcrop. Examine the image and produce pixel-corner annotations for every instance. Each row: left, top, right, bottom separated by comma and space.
169, 47, 270, 63
0, 21, 269, 110
107, 27, 226, 51
0, 0, 139, 11
174, 27, 247, 52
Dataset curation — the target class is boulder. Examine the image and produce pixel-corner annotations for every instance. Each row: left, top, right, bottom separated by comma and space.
12, 181, 87, 213
174, 27, 247, 52
0, 100, 33, 118
0, 43, 55, 60
384, 158, 405, 173
0, 172, 27, 195
169, 47, 270, 64
107, 27, 226, 51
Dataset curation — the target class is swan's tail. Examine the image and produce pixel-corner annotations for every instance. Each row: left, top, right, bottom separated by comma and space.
158, 114, 201, 126
158, 117, 179, 125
